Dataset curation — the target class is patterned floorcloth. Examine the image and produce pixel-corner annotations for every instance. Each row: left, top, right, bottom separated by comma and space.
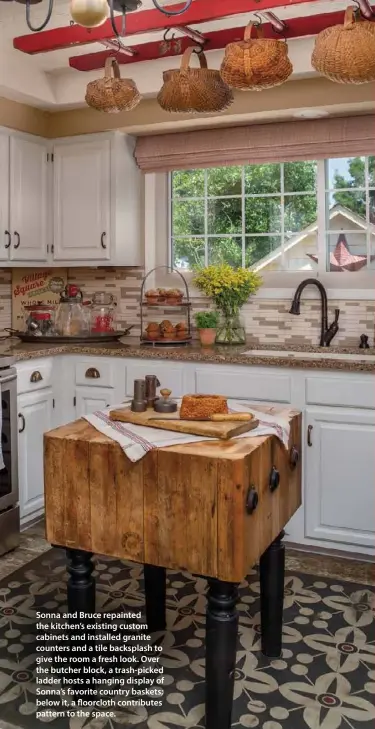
0, 545, 374, 729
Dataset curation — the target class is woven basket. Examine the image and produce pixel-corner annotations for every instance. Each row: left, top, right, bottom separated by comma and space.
220, 22, 293, 91
85, 57, 141, 113
311, 7, 375, 84
157, 47, 233, 113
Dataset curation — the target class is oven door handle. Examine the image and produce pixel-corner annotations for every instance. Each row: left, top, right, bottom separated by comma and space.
0, 373, 17, 385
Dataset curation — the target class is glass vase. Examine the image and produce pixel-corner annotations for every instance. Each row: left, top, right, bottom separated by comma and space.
215, 311, 246, 345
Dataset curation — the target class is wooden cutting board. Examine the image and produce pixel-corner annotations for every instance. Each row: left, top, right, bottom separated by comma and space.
108, 407, 259, 440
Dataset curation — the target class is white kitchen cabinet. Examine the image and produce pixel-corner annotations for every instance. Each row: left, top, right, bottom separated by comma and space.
74, 386, 117, 417
9, 136, 48, 261
18, 387, 53, 523
304, 408, 375, 549
52, 133, 141, 265
0, 131, 48, 264
53, 139, 111, 262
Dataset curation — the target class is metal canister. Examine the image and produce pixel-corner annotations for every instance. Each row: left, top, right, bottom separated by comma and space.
131, 379, 147, 413
145, 375, 161, 408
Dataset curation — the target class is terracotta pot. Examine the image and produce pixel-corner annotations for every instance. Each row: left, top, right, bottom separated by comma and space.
198, 328, 217, 346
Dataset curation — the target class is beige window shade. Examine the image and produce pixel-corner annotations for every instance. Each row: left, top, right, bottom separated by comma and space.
135, 115, 375, 172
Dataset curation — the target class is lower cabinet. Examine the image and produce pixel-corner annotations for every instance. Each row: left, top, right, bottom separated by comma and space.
74, 386, 117, 417
18, 387, 53, 523
305, 408, 375, 549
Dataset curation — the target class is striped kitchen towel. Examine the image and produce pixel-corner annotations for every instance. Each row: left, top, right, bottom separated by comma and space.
83, 399, 290, 463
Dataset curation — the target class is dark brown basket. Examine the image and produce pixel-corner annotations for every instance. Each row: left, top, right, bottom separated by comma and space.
311, 7, 375, 84
220, 22, 293, 91
85, 57, 142, 114
157, 46, 234, 113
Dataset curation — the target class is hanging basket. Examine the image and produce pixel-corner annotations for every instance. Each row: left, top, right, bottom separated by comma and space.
311, 7, 375, 84
85, 57, 142, 114
157, 46, 234, 113
220, 22, 293, 91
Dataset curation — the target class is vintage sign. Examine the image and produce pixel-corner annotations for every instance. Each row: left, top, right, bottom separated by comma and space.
12, 268, 67, 330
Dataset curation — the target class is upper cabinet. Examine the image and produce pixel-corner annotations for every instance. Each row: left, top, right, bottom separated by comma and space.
9, 136, 48, 262
52, 133, 142, 266
0, 131, 48, 263
53, 139, 111, 261
0, 129, 142, 267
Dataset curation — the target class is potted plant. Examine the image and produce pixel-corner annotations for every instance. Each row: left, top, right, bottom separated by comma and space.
193, 265, 262, 345
194, 310, 219, 346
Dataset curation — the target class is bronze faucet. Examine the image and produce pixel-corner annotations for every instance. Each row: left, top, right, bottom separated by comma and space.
289, 278, 340, 347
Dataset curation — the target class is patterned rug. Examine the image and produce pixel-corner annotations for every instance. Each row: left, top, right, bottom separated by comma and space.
0, 548, 374, 729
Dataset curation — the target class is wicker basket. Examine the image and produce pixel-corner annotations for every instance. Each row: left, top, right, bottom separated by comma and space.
311, 7, 375, 84
85, 57, 141, 113
220, 22, 293, 91
157, 47, 233, 113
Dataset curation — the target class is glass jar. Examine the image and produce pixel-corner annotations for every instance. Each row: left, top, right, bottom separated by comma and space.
90, 292, 116, 333
55, 285, 90, 337
23, 302, 56, 336
215, 311, 246, 345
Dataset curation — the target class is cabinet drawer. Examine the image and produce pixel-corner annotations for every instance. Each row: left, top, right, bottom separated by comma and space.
75, 360, 115, 388
194, 367, 291, 403
16, 360, 53, 394
306, 376, 375, 410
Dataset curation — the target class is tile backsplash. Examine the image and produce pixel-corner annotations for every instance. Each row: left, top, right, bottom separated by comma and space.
2, 266, 374, 348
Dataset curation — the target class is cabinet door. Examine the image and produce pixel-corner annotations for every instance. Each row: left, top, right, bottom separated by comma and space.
53, 140, 110, 261
9, 136, 48, 261
18, 388, 53, 521
305, 408, 375, 548
75, 386, 116, 417
0, 133, 9, 262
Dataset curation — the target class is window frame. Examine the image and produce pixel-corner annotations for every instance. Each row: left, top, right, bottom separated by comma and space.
144, 169, 375, 301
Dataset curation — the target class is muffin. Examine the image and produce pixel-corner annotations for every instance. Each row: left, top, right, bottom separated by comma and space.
166, 288, 183, 305
160, 320, 173, 331
176, 321, 188, 339
145, 289, 159, 305
157, 288, 168, 302
145, 322, 160, 340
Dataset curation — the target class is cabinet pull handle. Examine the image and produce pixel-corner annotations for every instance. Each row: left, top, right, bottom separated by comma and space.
30, 370, 43, 383
307, 424, 313, 447
4, 231, 11, 249
13, 231, 20, 249
18, 413, 26, 433
101, 232, 107, 249
85, 367, 100, 379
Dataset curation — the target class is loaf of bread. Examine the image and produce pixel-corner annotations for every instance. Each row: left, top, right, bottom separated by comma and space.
180, 394, 228, 420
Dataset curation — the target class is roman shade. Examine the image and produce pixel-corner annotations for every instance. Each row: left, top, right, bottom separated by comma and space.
134, 115, 375, 172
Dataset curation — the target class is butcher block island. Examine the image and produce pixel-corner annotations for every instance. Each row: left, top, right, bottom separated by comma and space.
44, 405, 301, 729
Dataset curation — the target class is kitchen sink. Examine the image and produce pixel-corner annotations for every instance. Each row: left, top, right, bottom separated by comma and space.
243, 350, 375, 362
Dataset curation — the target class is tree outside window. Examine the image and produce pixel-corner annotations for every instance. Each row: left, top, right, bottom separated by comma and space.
170, 156, 374, 273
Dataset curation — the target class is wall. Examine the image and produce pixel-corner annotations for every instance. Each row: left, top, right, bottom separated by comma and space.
1, 266, 373, 347
0, 97, 49, 137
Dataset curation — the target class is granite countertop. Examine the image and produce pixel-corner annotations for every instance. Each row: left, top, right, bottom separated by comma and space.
0, 335, 374, 373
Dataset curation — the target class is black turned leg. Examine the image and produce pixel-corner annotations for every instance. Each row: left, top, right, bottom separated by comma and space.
144, 564, 166, 632
66, 549, 96, 614
66, 549, 96, 700
206, 579, 239, 729
259, 530, 285, 658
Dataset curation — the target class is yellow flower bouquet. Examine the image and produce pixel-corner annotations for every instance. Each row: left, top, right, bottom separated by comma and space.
193, 265, 262, 344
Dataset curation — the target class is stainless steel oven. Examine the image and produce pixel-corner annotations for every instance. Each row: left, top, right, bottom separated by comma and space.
0, 357, 19, 556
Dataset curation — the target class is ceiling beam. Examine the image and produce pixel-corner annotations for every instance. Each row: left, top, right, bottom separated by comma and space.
69, 9, 374, 72
13, 0, 319, 55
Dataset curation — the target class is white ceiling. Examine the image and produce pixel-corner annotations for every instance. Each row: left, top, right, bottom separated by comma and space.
0, 0, 372, 109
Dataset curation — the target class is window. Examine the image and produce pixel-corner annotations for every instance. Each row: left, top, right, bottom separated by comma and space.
170, 156, 375, 275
